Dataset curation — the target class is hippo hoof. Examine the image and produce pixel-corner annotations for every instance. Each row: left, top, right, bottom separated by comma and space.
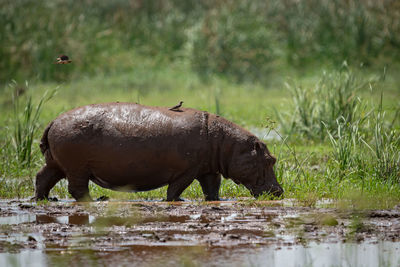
96, 196, 109, 201
30, 196, 39, 202
165, 198, 185, 202
30, 196, 58, 202
205, 197, 220, 201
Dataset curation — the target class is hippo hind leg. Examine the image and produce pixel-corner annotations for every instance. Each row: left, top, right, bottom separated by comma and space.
197, 173, 221, 201
67, 171, 92, 201
166, 174, 196, 201
34, 163, 65, 201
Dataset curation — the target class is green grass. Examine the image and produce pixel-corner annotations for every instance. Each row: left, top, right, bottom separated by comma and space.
10, 82, 56, 168
0, 55, 399, 208
2, 0, 399, 83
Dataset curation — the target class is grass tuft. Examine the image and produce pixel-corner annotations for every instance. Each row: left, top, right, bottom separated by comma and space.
280, 67, 377, 140
10, 82, 57, 168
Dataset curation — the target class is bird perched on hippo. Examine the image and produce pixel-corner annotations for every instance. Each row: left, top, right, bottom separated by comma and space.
169, 101, 183, 111
33, 102, 283, 201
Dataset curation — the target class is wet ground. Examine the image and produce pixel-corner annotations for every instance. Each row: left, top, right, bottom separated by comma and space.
0, 199, 399, 266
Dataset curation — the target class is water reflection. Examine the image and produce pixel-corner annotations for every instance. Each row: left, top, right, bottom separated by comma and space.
0, 250, 46, 267
67, 214, 90, 225
0, 214, 36, 225
0, 241, 399, 267
36, 214, 93, 225
0, 214, 94, 226
259, 241, 400, 267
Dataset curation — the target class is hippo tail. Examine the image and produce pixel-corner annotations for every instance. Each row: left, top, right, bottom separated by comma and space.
39, 121, 54, 161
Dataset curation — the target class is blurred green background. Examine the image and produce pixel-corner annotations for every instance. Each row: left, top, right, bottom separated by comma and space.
1, 0, 399, 83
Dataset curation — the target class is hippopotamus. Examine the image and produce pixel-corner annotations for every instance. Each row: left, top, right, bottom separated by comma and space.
33, 103, 283, 201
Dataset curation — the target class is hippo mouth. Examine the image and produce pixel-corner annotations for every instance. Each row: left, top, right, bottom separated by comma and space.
251, 185, 284, 198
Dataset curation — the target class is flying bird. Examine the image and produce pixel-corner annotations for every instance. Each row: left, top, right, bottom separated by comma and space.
55, 55, 72, 64
169, 101, 183, 111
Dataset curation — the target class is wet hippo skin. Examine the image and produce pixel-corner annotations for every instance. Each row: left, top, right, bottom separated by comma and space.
33, 103, 283, 201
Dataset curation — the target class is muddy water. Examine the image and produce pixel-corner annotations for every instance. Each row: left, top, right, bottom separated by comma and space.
0, 200, 399, 266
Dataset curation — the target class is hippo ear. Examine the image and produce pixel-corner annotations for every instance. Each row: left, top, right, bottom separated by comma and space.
254, 141, 265, 155
254, 141, 276, 166
269, 155, 276, 165
250, 142, 260, 157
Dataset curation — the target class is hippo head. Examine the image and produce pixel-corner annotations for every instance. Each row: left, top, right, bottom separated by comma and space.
228, 138, 283, 198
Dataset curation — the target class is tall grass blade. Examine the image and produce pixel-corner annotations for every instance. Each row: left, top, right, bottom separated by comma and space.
10, 84, 57, 168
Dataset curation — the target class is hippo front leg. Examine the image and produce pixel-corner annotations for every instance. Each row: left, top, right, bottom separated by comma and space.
166, 175, 195, 201
67, 172, 92, 201
197, 173, 221, 201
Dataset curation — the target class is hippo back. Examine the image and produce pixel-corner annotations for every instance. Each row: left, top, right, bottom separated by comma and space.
46, 103, 211, 190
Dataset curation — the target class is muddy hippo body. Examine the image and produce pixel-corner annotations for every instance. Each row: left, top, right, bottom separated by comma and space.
35, 103, 283, 201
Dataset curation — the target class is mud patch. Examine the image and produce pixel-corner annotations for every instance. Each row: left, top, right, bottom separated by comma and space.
0, 200, 399, 266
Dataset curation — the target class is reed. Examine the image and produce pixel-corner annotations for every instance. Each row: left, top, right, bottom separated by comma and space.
10, 82, 56, 168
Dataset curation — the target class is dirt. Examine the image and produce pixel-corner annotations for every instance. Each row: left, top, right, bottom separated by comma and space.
0, 199, 400, 266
